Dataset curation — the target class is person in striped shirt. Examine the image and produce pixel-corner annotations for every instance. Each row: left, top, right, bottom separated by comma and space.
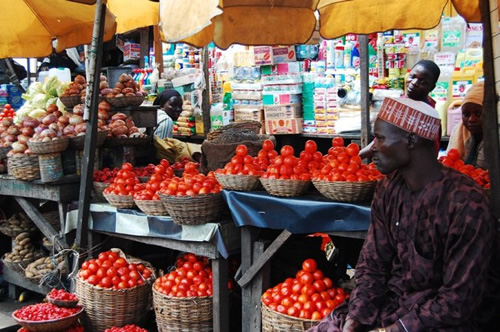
153, 89, 183, 138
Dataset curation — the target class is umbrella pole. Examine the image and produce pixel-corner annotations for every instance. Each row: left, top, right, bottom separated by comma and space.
359, 35, 370, 149
76, 0, 107, 250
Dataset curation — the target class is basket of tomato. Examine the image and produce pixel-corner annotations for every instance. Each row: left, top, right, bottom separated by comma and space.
102, 163, 144, 209
75, 249, 155, 332
46, 289, 79, 308
153, 253, 213, 332
105, 325, 148, 332
12, 303, 83, 332
133, 161, 173, 216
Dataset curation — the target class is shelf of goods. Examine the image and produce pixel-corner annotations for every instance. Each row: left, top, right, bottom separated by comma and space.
65, 202, 240, 332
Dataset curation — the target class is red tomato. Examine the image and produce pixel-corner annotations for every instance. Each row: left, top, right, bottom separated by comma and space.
302, 259, 318, 273
332, 137, 344, 147
304, 140, 317, 153
447, 148, 461, 161
235, 144, 248, 157
280, 145, 294, 157
262, 139, 275, 151
346, 143, 360, 157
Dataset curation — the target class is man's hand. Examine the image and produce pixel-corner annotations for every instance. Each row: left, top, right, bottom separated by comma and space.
342, 318, 366, 332
368, 323, 401, 332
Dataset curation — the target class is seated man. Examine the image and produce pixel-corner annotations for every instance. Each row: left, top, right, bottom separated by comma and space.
309, 97, 496, 332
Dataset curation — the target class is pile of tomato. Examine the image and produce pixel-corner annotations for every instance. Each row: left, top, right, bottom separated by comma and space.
14, 303, 81, 321
262, 258, 348, 321
19, 324, 84, 332
0, 104, 15, 121
103, 163, 144, 196
313, 137, 383, 182
94, 165, 158, 183
134, 159, 175, 201
157, 163, 222, 197
79, 250, 153, 289
440, 148, 490, 188
255, 139, 279, 171
171, 156, 198, 171
260, 141, 321, 181
216, 144, 264, 176
105, 325, 148, 332
47, 288, 78, 302
154, 253, 214, 297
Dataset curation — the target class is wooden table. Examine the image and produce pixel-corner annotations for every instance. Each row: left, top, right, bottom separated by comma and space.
0, 174, 80, 296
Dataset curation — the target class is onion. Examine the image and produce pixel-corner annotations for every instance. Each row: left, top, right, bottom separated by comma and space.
42, 114, 58, 125
73, 105, 84, 116
24, 148, 33, 155
3, 134, 17, 143
112, 126, 128, 137
98, 110, 110, 121
11, 142, 27, 153
21, 127, 34, 137
1, 118, 12, 127
48, 123, 59, 132
53, 110, 63, 118
46, 104, 58, 114
69, 115, 84, 126
17, 134, 29, 145
1, 131, 8, 138
100, 89, 113, 97
7, 126, 19, 136
41, 128, 57, 139
75, 123, 86, 134
58, 115, 69, 125
22, 119, 39, 128
111, 113, 127, 121
63, 125, 76, 136
34, 125, 46, 134
42, 137, 51, 142
128, 126, 139, 134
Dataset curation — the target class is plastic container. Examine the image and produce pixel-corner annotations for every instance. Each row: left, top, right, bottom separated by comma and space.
447, 100, 463, 136
334, 43, 344, 69
325, 40, 335, 70
48, 68, 71, 83
441, 16, 466, 54
451, 67, 474, 99
38, 153, 63, 183
38, 71, 49, 83
343, 42, 352, 68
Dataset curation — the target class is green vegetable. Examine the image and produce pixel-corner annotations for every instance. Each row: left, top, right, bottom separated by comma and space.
21, 82, 44, 101
43, 76, 62, 97
56, 98, 66, 113
56, 82, 70, 97
31, 93, 49, 109
28, 108, 47, 120
46, 97, 58, 109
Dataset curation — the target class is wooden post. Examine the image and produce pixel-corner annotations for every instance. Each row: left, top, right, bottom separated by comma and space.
140, 28, 150, 68
249, 241, 271, 332
202, 46, 211, 135
212, 257, 229, 332
76, 0, 106, 249
480, 0, 500, 222
241, 227, 259, 332
153, 25, 164, 73
359, 34, 371, 148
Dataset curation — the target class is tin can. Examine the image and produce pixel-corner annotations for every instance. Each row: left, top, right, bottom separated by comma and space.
38, 153, 63, 183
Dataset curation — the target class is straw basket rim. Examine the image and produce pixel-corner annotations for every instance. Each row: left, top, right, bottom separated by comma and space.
47, 297, 79, 308
105, 95, 145, 108
259, 177, 311, 197
152, 285, 213, 301
261, 300, 320, 331
28, 137, 69, 154
68, 130, 109, 150
312, 179, 377, 202
215, 172, 262, 191
103, 192, 135, 208
158, 192, 224, 225
134, 199, 168, 216
59, 95, 82, 109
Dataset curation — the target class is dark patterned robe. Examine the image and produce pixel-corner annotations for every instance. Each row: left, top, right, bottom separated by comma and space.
309, 167, 495, 332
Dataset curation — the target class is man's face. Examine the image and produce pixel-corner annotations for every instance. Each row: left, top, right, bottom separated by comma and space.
461, 102, 483, 136
406, 65, 436, 101
164, 96, 183, 121
370, 119, 411, 175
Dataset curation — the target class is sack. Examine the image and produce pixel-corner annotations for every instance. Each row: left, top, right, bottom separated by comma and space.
154, 136, 201, 164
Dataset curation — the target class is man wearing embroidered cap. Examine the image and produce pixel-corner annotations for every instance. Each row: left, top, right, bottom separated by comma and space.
308, 98, 496, 332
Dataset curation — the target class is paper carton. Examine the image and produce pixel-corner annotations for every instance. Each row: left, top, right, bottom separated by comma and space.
272, 46, 297, 63
123, 42, 141, 62
265, 118, 303, 135
253, 46, 273, 66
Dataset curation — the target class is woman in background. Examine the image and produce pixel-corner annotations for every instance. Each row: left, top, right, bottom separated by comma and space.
447, 81, 487, 169
153, 89, 183, 139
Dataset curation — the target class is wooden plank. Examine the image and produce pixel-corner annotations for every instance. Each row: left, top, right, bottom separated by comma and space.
359, 34, 371, 148
3, 264, 50, 296
15, 197, 68, 249
241, 226, 259, 332
139, 28, 150, 68
95, 231, 219, 258
76, 2, 107, 249
249, 241, 270, 332
212, 257, 230, 332
0, 177, 79, 202
237, 229, 292, 287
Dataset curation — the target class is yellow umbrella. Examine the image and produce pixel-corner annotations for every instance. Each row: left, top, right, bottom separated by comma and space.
159, 0, 483, 48
0, 0, 116, 58
107, 0, 159, 34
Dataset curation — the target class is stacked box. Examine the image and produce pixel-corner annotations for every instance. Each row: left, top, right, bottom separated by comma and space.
232, 80, 265, 132
123, 42, 140, 62
309, 87, 339, 135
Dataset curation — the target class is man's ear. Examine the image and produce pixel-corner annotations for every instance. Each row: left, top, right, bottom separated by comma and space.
406, 133, 418, 149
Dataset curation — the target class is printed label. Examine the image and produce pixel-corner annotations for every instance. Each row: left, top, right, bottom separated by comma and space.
452, 80, 473, 98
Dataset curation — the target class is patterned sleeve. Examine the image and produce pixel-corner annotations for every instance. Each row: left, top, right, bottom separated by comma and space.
155, 111, 173, 139
398, 188, 494, 331
347, 184, 395, 326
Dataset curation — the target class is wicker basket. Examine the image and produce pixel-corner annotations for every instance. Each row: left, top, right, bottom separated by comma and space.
59, 96, 82, 109
215, 173, 262, 191
106, 95, 145, 108
0, 146, 11, 160
47, 298, 79, 308
7, 154, 40, 181
92, 181, 110, 202
2, 254, 36, 274
103, 192, 135, 209
313, 180, 377, 202
68, 130, 109, 150
159, 193, 224, 225
261, 300, 319, 332
153, 287, 212, 332
0, 223, 37, 238
28, 138, 69, 154
134, 199, 168, 216
260, 178, 311, 197
75, 277, 152, 332
12, 306, 83, 332
102, 136, 149, 147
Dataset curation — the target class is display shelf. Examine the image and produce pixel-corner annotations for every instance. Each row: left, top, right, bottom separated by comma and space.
173, 134, 206, 142
3, 264, 50, 297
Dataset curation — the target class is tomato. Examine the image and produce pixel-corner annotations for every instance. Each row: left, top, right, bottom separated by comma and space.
122, 163, 133, 171
280, 145, 294, 157
332, 137, 344, 147
235, 144, 248, 157
304, 140, 317, 153
87, 275, 99, 285
311, 311, 322, 320
302, 259, 318, 273
323, 277, 333, 289
447, 148, 461, 161
262, 139, 275, 151
346, 143, 360, 157
313, 280, 326, 292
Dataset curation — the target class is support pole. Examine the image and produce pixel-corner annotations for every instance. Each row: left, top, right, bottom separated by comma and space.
359, 35, 371, 148
76, 0, 106, 249
202, 46, 211, 135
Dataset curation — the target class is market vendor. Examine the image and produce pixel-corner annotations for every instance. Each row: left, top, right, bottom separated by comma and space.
308, 97, 496, 332
153, 89, 183, 139
447, 81, 487, 169
359, 60, 440, 159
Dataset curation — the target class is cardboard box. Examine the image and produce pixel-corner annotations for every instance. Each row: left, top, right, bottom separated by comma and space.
264, 104, 302, 120
265, 118, 303, 135
123, 42, 141, 61
263, 93, 301, 105
234, 109, 264, 122
261, 62, 301, 75
253, 46, 273, 66
272, 46, 297, 63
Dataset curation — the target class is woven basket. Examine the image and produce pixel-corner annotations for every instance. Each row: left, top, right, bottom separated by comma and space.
313, 180, 377, 202
8, 154, 40, 181
59, 96, 82, 109
68, 130, 109, 150
215, 173, 262, 191
106, 95, 145, 108
103, 192, 135, 209
153, 287, 212, 332
13, 306, 83, 332
2, 254, 36, 274
134, 199, 168, 216
261, 301, 319, 332
47, 298, 79, 308
28, 138, 69, 154
75, 277, 152, 332
92, 181, 110, 202
260, 178, 311, 197
0, 146, 11, 159
102, 136, 149, 147
159, 193, 224, 225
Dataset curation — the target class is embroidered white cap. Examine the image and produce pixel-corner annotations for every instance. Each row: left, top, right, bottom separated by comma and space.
378, 97, 441, 141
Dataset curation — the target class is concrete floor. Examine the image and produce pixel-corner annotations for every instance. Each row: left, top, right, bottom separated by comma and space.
0, 290, 42, 332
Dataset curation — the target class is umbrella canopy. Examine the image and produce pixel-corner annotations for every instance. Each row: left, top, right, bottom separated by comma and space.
0, 0, 116, 58
159, 0, 483, 49
107, 0, 159, 34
